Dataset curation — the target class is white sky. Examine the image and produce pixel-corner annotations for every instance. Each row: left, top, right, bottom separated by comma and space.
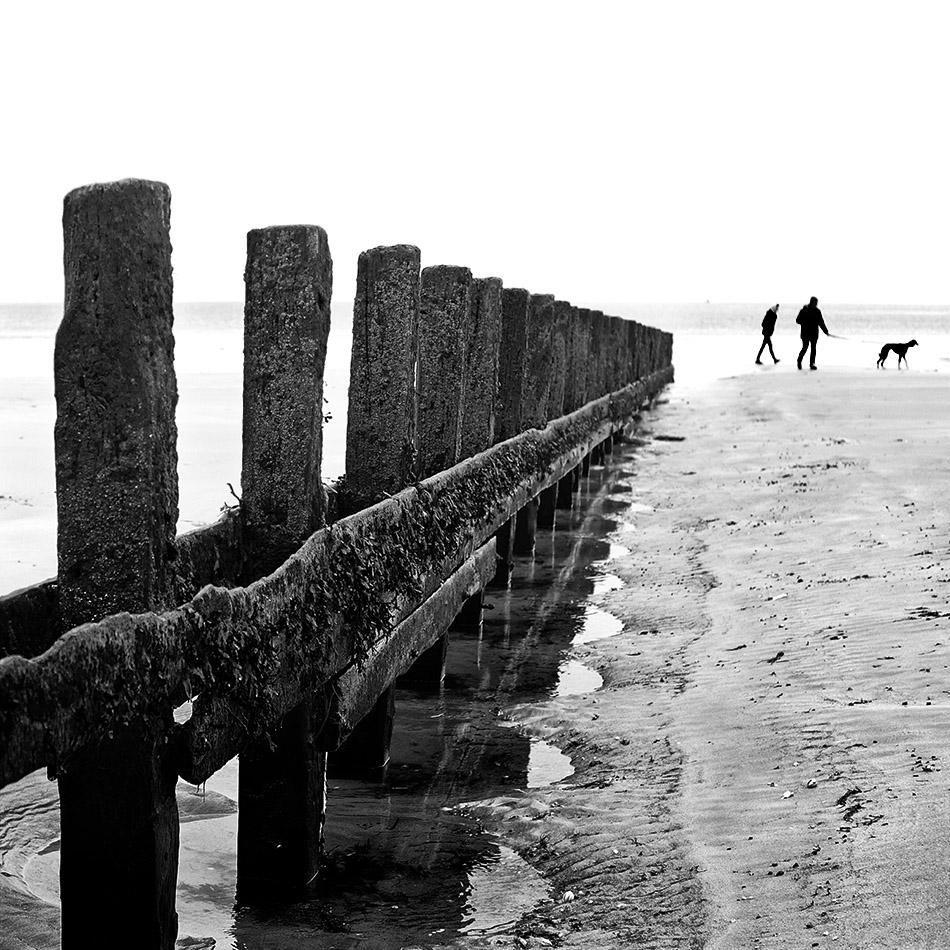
1, 0, 947, 306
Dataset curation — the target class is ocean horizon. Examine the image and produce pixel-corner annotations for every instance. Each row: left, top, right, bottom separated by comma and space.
2, 300, 949, 594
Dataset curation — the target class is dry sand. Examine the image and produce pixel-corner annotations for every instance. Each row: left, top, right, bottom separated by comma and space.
461, 367, 950, 949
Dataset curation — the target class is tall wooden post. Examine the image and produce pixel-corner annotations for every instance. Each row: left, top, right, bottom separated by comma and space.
237, 224, 332, 900
523, 293, 555, 430
345, 245, 421, 511
565, 306, 590, 414
55, 178, 180, 949
334, 246, 421, 776
459, 276, 502, 460
537, 482, 558, 529
495, 287, 530, 443
418, 264, 473, 477
587, 310, 607, 401
547, 299, 570, 421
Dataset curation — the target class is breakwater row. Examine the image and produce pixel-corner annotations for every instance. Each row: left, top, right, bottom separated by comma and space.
0, 178, 673, 948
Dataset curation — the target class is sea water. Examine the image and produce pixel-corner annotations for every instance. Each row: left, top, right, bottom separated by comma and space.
2, 298, 949, 947
2, 300, 949, 594
2, 299, 950, 594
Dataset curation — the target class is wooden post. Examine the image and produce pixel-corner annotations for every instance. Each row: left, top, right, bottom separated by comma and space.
547, 299, 570, 420
241, 225, 332, 576
556, 468, 576, 509
459, 276, 502, 459
565, 306, 590, 414
418, 264, 473, 477
523, 293, 555, 430
514, 498, 539, 553
451, 592, 483, 634
55, 178, 180, 949
330, 684, 397, 779
399, 633, 449, 687
236, 702, 327, 901
587, 310, 606, 400
537, 482, 558, 529
490, 514, 516, 586
237, 224, 332, 900
345, 245, 421, 511
495, 287, 530, 443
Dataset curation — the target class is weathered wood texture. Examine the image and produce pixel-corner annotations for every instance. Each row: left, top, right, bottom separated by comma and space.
459, 276, 502, 459
56, 177, 181, 950
495, 287, 530, 442
345, 245, 420, 511
0, 368, 672, 790
56, 178, 178, 631
523, 293, 554, 430
548, 300, 570, 420
242, 225, 332, 576
0, 580, 60, 660
323, 540, 496, 747
586, 310, 607, 401
418, 265, 472, 478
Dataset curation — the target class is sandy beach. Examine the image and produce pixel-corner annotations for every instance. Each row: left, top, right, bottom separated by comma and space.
3, 362, 950, 948
460, 366, 950, 948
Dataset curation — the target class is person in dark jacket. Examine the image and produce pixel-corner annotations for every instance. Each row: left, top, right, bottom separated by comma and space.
796, 296, 829, 370
755, 304, 781, 364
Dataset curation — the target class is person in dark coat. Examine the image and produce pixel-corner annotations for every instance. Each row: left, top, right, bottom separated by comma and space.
755, 304, 781, 364
796, 296, 829, 370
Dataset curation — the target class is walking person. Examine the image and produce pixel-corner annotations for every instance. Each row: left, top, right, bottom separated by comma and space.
755, 304, 781, 364
796, 296, 829, 370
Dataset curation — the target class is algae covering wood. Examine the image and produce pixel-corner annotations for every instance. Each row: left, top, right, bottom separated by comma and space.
242, 225, 332, 573
418, 265, 473, 478
0, 369, 673, 789
345, 244, 421, 512
459, 276, 503, 459
55, 178, 179, 632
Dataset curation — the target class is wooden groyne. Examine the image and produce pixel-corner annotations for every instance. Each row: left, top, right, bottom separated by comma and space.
0, 178, 673, 948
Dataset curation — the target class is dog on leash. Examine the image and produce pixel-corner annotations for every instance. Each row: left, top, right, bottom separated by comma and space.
876, 339, 918, 369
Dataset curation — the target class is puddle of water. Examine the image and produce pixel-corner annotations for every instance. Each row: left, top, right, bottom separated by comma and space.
554, 658, 603, 697
592, 571, 625, 595
461, 844, 552, 934
0, 442, 647, 949
573, 604, 625, 645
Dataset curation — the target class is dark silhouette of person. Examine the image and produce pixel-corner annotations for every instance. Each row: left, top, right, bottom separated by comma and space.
755, 304, 780, 364
796, 296, 829, 370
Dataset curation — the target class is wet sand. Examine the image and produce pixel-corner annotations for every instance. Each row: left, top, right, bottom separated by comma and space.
460, 367, 950, 948
3, 366, 950, 948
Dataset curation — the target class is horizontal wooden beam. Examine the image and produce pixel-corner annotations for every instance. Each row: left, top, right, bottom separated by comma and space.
320, 539, 496, 750
0, 368, 672, 789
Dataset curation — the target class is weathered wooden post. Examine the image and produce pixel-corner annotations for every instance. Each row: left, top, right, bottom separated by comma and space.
55, 178, 180, 949
459, 276, 502, 460
345, 245, 421, 511
495, 287, 529, 443
587, 309, 607, 401
237, 224, 332, 900
403, 264, 474, 685
418, 264, 473, 477
547, 299, 570, 421
335, 245, 420, 770
537, 482, 559, 529
574, 307, 594, 478
497, 288, 537, 556
523, 292, 555, 430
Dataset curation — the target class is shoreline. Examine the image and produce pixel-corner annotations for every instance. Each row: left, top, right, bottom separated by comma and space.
460, 368, 950, 946
2, 367, 950, 946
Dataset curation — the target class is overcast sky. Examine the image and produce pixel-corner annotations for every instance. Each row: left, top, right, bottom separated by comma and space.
2, 0, 947, 307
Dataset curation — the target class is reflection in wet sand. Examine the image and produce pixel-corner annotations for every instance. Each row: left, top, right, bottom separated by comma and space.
0, 451, 643, 949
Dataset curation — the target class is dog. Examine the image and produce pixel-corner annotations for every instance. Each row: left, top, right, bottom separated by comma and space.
876, 339, 918, 369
